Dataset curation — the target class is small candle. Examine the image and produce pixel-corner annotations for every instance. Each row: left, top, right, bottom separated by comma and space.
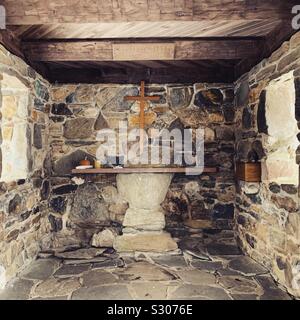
94, 160, 101, 169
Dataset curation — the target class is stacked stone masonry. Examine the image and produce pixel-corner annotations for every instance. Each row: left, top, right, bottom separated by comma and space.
0, 44, 52, 287
234, 32, 300, 297
48, 82, 236, 249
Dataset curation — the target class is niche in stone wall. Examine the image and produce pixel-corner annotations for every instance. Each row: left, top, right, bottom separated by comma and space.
259, 71, 299, 185
0, 73, 29, 182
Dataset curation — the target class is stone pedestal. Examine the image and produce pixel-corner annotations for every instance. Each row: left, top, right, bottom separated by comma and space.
113, 173, 178, 252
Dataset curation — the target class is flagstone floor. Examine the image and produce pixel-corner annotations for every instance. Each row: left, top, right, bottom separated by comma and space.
0, 230, 293, 300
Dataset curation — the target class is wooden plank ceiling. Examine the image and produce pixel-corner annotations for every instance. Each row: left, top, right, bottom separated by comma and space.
0, 0, 298, 84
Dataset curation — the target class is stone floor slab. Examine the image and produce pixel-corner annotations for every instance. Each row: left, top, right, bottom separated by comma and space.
259, 289, 292, 300
228, 256, 268, 276
152, 255, 188, 269
130, 282, 169, 300
55, 248, 105, 260
20, 259, 60, 280
54, 264, 90, 278
115, 262, 176, 282
0, 278, 34, 300
190, 260, 223, 272
82, 270, 119, 287
31, 296, 69, 300
72, 285, 132, 300
231, 294, 259, 300
255, 275, 281, 291
176, 270, 216, 286
184, 249, 211, 261
218, 275, 261, 294
92, 258, 125, 269
170, 284, 231, 300
207, 243, 242, 256
33, 278, 81, 298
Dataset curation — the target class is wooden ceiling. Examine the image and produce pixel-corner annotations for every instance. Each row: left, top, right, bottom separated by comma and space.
0, 0, 298, 84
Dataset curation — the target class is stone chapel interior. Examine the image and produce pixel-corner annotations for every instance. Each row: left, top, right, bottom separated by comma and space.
0, 1, 299, 300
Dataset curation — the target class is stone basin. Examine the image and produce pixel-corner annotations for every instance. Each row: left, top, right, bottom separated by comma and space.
113, 173, 178, 252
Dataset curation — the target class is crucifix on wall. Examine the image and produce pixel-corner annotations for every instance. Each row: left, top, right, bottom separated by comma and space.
124, 81, 160, 150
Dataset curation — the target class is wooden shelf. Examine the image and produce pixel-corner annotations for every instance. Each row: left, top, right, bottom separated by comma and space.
71, 167, 217, 174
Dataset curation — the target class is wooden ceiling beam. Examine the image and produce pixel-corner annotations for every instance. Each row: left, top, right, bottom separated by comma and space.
45, 65, 234, 84
22, 39, 263, 62
0, 30, 24, 59
2, 0, 297, 24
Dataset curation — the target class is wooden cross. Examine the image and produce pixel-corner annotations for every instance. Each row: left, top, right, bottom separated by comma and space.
124, 81, 160, 150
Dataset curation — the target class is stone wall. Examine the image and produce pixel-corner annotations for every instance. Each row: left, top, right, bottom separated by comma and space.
0, 45, 52, 287
48, 83, 236, 246
234, 32, 300, 297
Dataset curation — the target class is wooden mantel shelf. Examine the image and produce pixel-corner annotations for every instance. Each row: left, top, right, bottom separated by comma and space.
71, 167, 217, 174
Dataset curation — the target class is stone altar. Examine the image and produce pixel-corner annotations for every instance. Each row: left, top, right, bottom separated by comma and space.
113, 173, 178, 252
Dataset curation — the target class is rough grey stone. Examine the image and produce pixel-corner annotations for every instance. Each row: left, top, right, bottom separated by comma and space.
82, 270, 118, 287
54, 264, 90, 278
40, 180, 50, 200
99, 87, 139, 112
33, 124, 43, 149
64, 118, 95, 139
242, 107, 253, 129
176, 270, 216, 285
54, 248, 105, 260
260, 289, 292, 300
184, 249, 211, 261
190, 260, 223, 272
48, 214, 63, 232
94, 112, 109, 130
0, 278, 34, 300
236, 80, 249, 107
35, 79, 49, 101
152, 255, 188, 269
70, 184, 110, 226
63, 256, 109, 265
115, 262, 176, 282
257, 90, 268, 134
231, 294, 259, 300
228, 256, 268, 276
51, 103, 72, 116
130, 282, 169, 300
255, 275, 281, 291
20, 259, 60, 280
218, 275, 260, 294
31, 296, 68, 300
53, 150, 94, 175
72, 285, 132, 300
170, 284, 231, 300
8, 194, 22, 214
49, 196, 66, 213
207, 243, 242, 256
92, 258, 125, 269
33, 278, 81, 298
168, 86, 193, 110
